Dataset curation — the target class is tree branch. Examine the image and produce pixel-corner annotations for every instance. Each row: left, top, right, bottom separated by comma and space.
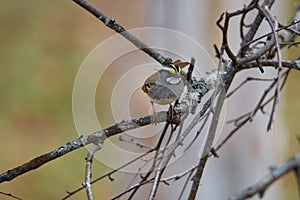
72, 0, 170, 65
0, 191, 22, 200
241, 59, 300, 70
188, 88, 227, 200
238, 0, 275, 58
84, 144, 102, 200
229, 151, 300, 200
0, 111, 168, 183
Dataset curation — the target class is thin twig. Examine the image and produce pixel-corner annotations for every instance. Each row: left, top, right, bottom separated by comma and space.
112, 178, 155, 200
216, 12, 236, 63
244, 20, 300, 48
178, 168, 196, 200
238, 0, 275, 58
0, 191, 23, 200
162, 165, 198, 182
226, 77, 276, 98
259, 4, 283, 131
229, 69, 288, 126
241, 60, 300, 70
148, 168, 163, 200
63, 148, 155, 199
84, 144, 102, 200
183, 112, 210, 153
148, 122, 185, 200
126, 122, 171, 200
119, 136, 154, 150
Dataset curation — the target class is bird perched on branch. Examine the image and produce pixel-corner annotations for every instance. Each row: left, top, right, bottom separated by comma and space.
142, 60, 189, 112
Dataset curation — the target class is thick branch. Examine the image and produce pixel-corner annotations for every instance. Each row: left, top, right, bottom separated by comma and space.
0, 111, 168, 183
0, 136, 85, 183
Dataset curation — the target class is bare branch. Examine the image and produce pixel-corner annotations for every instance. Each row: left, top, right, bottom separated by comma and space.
63, 148, 155, 199
119, 136, 154, 150
126, 122, 173, 200
215, 69, 290, 152
259, 4, 282, 131
0, 111, 168, 183
0, 191, 22, 200
217, 12, 237, 63
112, 178, 154, 200
72, 0, 170, 65
245, 20, 300, 48
178, 168, 196, 200
229, 152, 300, 200
0, 136, 86, 183
238, 0, 275, 57
188, 89, 226, 200
294, 152, 300, 197
226, 77, 276, 98
84, 144, 102, 200
241, 59, 300, 70
239, 0, 260, 40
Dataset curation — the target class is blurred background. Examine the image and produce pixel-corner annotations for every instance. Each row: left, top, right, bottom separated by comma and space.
0, 0, 299, 199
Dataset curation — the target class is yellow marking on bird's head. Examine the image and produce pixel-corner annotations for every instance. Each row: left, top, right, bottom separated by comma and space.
168, 64, 182, 74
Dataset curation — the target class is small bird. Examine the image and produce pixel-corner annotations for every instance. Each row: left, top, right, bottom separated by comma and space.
142, 60, 189, 113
